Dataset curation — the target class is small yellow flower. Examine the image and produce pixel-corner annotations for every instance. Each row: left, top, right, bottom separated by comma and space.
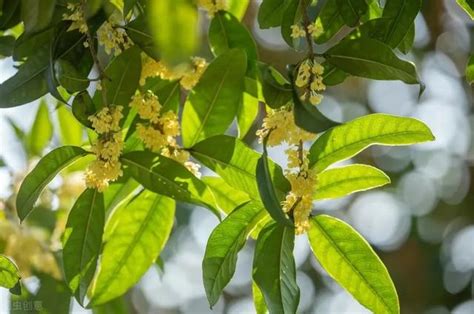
180, 57, 208, 90
130, 92, 162, 122
85, 159, 123, 192
307, 23, 323, 37
290, 24, 306, 39
63, 3, 88, 34
97, 20, 131, 56
295, 59, 326, 106
198, 0, 226, 17
88, 106, 123, 135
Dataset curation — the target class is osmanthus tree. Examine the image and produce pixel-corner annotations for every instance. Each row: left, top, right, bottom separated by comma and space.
0, 0, 458, 313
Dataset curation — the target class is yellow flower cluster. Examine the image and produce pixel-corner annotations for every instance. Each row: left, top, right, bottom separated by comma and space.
85, 106, 124, 192
282, 162, 317, 235
63, 3, 88, 34
256, 106, 316, 146
130, 92, 201, 177
97, 20, 132, 56
0, 220, 61, 279
296, 59, 326, 106
198, 0, 226, 17
290, 22, 322, 39
140, 57, 208, 91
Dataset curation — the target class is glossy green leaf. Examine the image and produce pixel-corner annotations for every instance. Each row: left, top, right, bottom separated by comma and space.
190, 135, 290, 201
125, 15, 159, 60
314, 0, 345, 44
21, 0, 56, 33
237, 87, 260, 139
148, 0, 198, 65
103, 178, 140, 214
336, 0, 368, 26
322, 62, 348, 86
55, 59, 90, 93
121, 151, 219, 215
466, 54, 474, 85
203, 201, 266, 306
309, 114, 434, 172
0, 48, 49, 108
281, 0, 303, 48
63, 188, 105, 305
16, 146, 89, 221
0, 35, 15, 57
290, 68, 340, 134
202, 176, 250, 214
375, 0, 422, 48
315, 164, 390, 200
95, 47, 141, 110
457, 0, 474, 19
228, 0, 250, 20
57, 104, 84, 146
0, 255, 21, 290
209, 11, 258, 63
72, 91, 96, 128
27, 100, 53, 156
258, 0, 289, 29
13, 27, 53, 61
397, 23, 415, 54
325, 37, 420, 84
257, 142, 293, 227
258, 63, 292, 109
0, 1, 21, 31
182, 49, 247, 147
92, 296, 129, 314
253, 223, 300, 314
90, 191, 175, 305
253, 281, 268, 314
308, 215, 399, 314
142, 79, 181, 113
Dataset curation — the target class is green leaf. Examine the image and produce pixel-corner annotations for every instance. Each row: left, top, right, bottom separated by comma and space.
281, 0, 303, 48
457, 0, 474, 19
466, 54, 474, 85
16, 146, 89, 221
54, 59, 90, 93
182, 49, 247, 147
27, 100, 53, 156
253, 223, 299, 314
209, 11, 258, 63
252, 281, 268, 314
227, 0, 250, 20
309, 113, 434, 172
336, 0, 368, 27
325, 37, 420, 84
190, 135, 290, 200
0, 48, 49, 108
203, 201, 266, 306
378, 0, 421, 48
308, 215, 399, 314
237, 87, 259, 139
20, 0, 56, 33
0, 35, 15, 57
139, 78, 181, 113
72, 91, 96, 128
0, 255, 21, 290
148, 0, 198, 65
258, 0, 289, 29
0, 1, 20, 31
94, 47, 141, 111
202, 176, 250, 214
57, 104, 84, 146
322, 62, 348, 86
62, 188, 105, 305
90, 191, 175, 305
315, 164, 390, 200
92, 296, 129, 314
314, 0, 345, 44
397, 23, 415, 54
125, 15, 159, 60
290, 69, 340, 134
256, 142, 293, 227
103, 178, 140, 214
121, 151, 219, 216
258, 63, 292, 109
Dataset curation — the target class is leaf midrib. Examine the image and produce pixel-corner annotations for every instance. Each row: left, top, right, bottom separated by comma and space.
312, 130, 430, 170
190, 150, 286, 197
328, 53, 413, 78
312, 218, 393, 313
189, 60, 232, 146
92, 195, 163, 300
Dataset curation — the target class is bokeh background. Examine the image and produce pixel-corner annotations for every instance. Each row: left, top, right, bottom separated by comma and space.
1, 0, 473, 313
